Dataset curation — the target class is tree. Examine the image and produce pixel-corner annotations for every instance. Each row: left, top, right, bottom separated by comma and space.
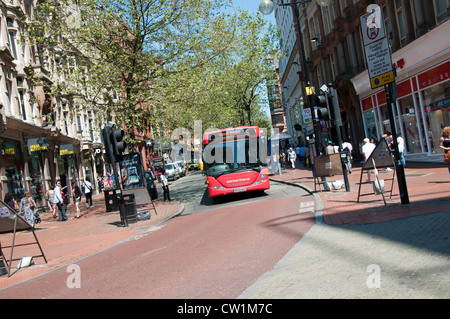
25, 0, 278, 145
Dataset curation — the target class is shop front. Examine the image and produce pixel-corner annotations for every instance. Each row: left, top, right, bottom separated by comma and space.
1, 139, 25, 201
359, 60, 449, 162
26, 137, 48, 206
352, 20, 450, 163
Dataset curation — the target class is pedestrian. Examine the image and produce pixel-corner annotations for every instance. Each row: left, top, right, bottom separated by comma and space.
18, 191, 37, 226
45, 185, 57, 218
97, 175, 104, 193
297, 144, 307, 167
3, 193, 18, 212
82, 177, 93, 208
71, 180, 82, 219
342, 140, 353, 173
160, 171, 171, 201
397, 134, 406, 168
102, 176, 109, 190
362, 138, 376, 182
54, 181, 70, 221
439, 126, 450, 173
325, 141, 335, 155
288, 147, 296, 169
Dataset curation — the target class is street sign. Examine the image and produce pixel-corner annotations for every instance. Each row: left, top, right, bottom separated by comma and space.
360, 6, 385, 46
360, 5, 394, 89
302, 108, 312, 123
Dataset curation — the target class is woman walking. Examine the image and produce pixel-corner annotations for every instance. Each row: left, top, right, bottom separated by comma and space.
71, 180, 82, 218
439, 126, 450, 173
19, 191, 37, 226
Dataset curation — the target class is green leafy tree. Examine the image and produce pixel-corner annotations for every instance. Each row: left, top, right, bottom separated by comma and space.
25, 0, 278, 145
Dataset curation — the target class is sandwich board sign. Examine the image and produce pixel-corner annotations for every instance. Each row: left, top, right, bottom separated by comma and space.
360, 5, 395, 89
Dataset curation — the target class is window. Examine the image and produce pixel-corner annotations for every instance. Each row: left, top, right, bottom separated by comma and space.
6, 18, 17, 60
18, 90, 26, 121
395, 0, 406, 47
339, 0, 347, 17
434, 0, 449, 24
77, 115, 82, 133
330, 52, 337, 79
322, 4, 335, 35
383, 6, 392, 42
8, 31, 17, 59
6, 81, 13, 116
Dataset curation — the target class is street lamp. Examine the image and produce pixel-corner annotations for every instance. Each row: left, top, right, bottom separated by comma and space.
259, 0, 330, 156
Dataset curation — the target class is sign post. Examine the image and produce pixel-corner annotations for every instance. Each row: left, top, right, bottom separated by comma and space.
360, 4, 409, 204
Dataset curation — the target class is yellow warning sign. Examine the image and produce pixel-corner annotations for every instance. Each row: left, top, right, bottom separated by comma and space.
370, 71, 395, 89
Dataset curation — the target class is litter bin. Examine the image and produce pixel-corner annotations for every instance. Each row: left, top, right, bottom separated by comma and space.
104, 190, 118, 212
122, 194, 137, 223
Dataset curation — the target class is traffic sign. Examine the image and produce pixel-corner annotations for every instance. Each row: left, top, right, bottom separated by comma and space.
360, 6, 385, 46
360, 4, 394, 89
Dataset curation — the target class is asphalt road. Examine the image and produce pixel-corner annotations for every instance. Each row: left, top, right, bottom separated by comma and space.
0, 172, 316, 298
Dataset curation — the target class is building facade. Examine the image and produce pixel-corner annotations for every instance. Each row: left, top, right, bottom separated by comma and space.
0, 0, 109, 205
274, 0, 449, 162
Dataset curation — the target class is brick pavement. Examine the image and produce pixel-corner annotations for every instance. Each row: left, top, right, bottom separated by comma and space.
0, 192, 182, 289
270, 161, 450, 225
238, 161, 450, 299
2, 162, 449, 298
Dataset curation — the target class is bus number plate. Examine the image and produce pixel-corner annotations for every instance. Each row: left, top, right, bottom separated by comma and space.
233, 188, 246, 193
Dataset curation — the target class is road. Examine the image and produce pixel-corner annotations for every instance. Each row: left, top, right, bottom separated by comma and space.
0, 172, 316, 298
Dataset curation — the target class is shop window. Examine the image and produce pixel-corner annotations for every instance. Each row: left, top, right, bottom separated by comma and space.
397, 95, 423, 154
422, 80, 450, 153
27, 153, 45, 206
363, 109, 378, 141
1, 140, 25, 201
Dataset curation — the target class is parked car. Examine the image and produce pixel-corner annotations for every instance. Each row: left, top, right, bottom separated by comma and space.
164, 163, 180, 180
173, 162, 183, 178
174, 161, 186, 177
144, 171, 158, 200
187, 160, 199, 170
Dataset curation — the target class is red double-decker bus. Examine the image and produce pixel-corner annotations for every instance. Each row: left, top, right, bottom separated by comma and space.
203, 126, 270, 198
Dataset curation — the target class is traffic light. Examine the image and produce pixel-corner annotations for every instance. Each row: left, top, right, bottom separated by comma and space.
111, 127, 126, 161
314, 93, 330, 120
101, 125, 126, 164
101, 126, 115, 164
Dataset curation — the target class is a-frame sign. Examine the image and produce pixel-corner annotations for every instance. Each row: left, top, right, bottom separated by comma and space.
357, 140, 396, 204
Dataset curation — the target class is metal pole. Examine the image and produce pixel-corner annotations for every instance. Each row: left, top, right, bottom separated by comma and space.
288, 1, 321, 157
385, 82, 409, 204
327, 87, 350, 191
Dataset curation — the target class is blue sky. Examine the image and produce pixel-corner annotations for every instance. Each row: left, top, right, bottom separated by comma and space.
231, 0, 277, 25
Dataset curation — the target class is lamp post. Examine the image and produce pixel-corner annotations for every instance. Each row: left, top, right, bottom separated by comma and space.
259, 0, 330, 157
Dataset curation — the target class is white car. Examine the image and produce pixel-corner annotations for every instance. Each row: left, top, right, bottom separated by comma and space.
174, 161, 186, 177
164, 163, 180, 181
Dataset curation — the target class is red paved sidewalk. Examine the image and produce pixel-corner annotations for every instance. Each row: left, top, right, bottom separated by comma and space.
270, 161, 450, 225
0, 193, 181, 288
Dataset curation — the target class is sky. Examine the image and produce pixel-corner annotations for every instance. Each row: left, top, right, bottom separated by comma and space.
231, 0, 277, 25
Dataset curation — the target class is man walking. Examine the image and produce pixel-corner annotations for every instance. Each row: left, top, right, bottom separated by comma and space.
82, 177, 93, 208
54, 181, 70, 221
288, 147, 296, 169
160, 171, 171, 201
